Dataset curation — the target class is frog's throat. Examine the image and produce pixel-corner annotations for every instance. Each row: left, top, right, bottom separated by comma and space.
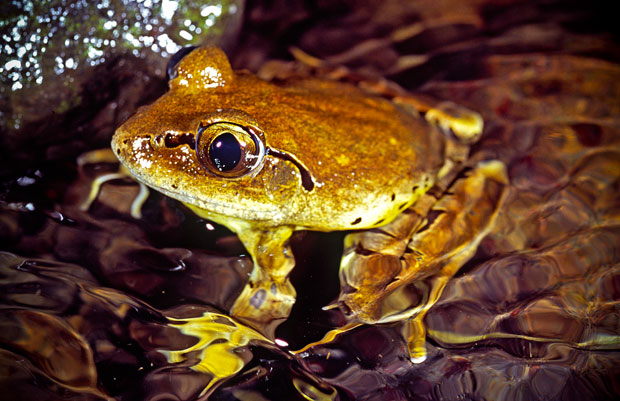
184, 203, 295, 268
124, 169, 282, 222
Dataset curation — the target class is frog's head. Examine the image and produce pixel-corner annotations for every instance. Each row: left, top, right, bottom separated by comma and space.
112, 46, 318, 227
113, 46, 445, 230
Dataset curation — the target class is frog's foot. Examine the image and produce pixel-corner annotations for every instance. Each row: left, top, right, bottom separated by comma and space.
403, 317, 428, 363
77, 148, 149, 219
179, 210, 299, 337
336, 160, 508, 363
231, 277, 296, 338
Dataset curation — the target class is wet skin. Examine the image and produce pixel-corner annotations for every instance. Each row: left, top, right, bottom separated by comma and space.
111, 46, 506, 361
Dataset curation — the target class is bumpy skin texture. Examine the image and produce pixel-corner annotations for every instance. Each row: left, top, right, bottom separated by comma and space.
112, 46, 446, 231
111, 46, 501, 360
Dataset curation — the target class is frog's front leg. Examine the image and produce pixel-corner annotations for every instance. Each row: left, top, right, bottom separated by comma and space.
338, 160, 508, 362
184, 206, 297, 337
230, 226, 297, 337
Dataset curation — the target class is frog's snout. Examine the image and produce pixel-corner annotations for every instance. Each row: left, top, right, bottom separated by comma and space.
110, 129, 126, 161
111, 128, 159, 171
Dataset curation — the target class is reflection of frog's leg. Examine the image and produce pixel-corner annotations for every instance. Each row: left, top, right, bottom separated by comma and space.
77, 148, 149, 219
402, 217, 501, 362
77, 148, 120, 166
294, 321, 363, 356
337, 160, 508, 362
163, 311, 270, 397
166, 310, 339, 398
426, 102, 483, 143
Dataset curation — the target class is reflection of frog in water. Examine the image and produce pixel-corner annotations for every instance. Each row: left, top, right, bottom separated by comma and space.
109, 46, 507, 362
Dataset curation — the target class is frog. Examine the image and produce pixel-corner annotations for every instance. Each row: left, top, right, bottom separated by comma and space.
110, 45, 507, 362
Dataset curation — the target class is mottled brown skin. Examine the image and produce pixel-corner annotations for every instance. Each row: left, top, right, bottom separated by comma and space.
112, 46, 445, 231
111, 46, 477, 346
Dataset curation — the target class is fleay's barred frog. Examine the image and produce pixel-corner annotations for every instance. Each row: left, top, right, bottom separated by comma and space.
109, 46, 507, 362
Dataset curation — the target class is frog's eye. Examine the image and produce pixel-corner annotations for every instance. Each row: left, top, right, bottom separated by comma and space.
195, 122, 265, 177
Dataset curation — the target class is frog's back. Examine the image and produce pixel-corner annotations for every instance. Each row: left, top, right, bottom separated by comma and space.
113, 46, 447, 231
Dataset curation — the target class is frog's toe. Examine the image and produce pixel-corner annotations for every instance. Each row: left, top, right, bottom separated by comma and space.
409, 353, 427, 364
425, 102, 484, 144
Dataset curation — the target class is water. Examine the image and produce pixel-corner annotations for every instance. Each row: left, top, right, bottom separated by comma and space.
1, 0, 619, 400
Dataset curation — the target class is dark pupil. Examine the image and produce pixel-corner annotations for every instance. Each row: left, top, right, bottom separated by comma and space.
209, 132, 241, 172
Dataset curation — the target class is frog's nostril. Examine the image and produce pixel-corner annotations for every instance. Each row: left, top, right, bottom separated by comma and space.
156, 132, 196, 149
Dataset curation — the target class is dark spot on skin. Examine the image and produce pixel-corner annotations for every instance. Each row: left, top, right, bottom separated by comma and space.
400, 208, 416, 216
164, 132, 195, 149
399, 202, 408, 210
412, 185, 419, 192
351, 217, 362, 225
171, 184, 178, 189
572, 123, 603, 147
391, 193, 396, 201
123, 139, 129, 145
374, 218, 385, 225
250, 289, 266, 309
115, 148, 120, 154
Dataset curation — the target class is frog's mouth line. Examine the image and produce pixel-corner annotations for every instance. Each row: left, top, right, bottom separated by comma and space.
146, 180, 282, 222
160, 132, 315, 192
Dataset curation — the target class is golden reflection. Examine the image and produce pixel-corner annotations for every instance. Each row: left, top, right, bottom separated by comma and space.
162, 311, 269, 395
